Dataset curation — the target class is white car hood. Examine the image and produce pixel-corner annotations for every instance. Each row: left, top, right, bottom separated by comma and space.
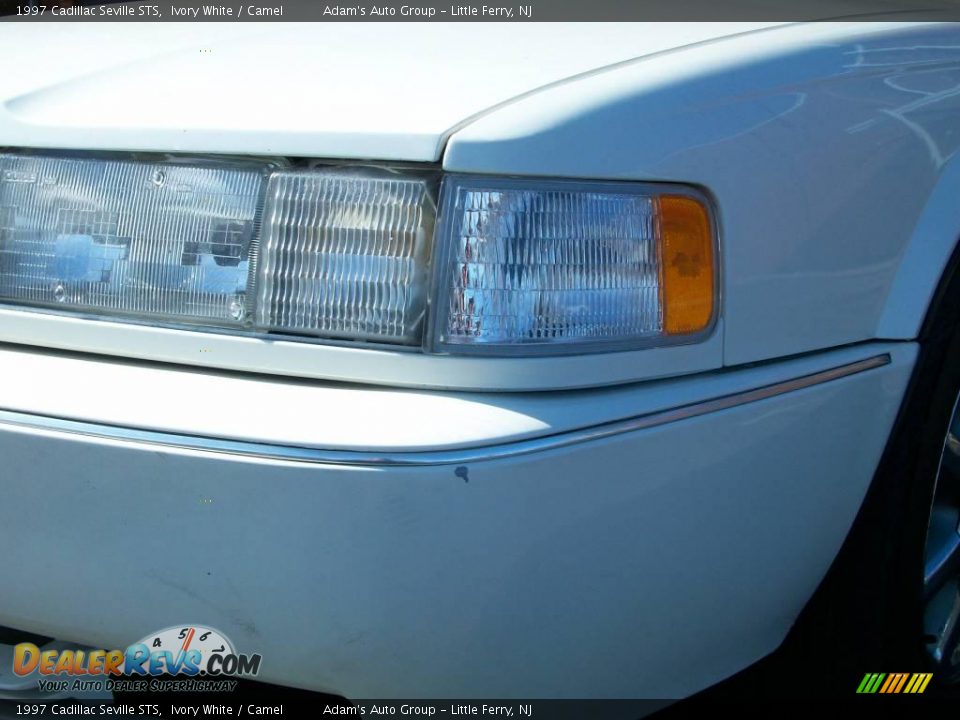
0, 22, 781, 161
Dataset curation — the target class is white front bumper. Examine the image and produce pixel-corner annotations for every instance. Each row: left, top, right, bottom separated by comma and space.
0, 342, 915, 699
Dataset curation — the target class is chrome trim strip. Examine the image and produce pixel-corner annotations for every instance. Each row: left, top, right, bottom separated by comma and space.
0, 354, 890, 467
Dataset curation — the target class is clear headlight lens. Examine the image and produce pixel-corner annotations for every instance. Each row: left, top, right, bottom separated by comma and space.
429, 176, 716, 355
0, 153, 265, 326
256, 169, 434, 344
0, 151, 716, 356
0, 152, 436, 345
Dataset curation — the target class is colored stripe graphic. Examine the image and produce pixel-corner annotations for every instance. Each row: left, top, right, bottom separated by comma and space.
893, 673, 910, 693
856, 673, 886, 693
909, 673, 933, 693
857, 672, 932, 693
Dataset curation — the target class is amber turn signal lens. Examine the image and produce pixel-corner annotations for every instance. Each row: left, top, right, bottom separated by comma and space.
658, 195, 715, 335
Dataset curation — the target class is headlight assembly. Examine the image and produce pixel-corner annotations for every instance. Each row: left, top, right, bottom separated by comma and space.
0, 151, 716, 356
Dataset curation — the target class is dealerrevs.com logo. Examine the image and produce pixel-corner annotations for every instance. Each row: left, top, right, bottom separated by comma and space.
13, 625, 262, 693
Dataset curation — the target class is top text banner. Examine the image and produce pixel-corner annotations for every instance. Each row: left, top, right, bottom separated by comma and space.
3, 0, 960, 21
